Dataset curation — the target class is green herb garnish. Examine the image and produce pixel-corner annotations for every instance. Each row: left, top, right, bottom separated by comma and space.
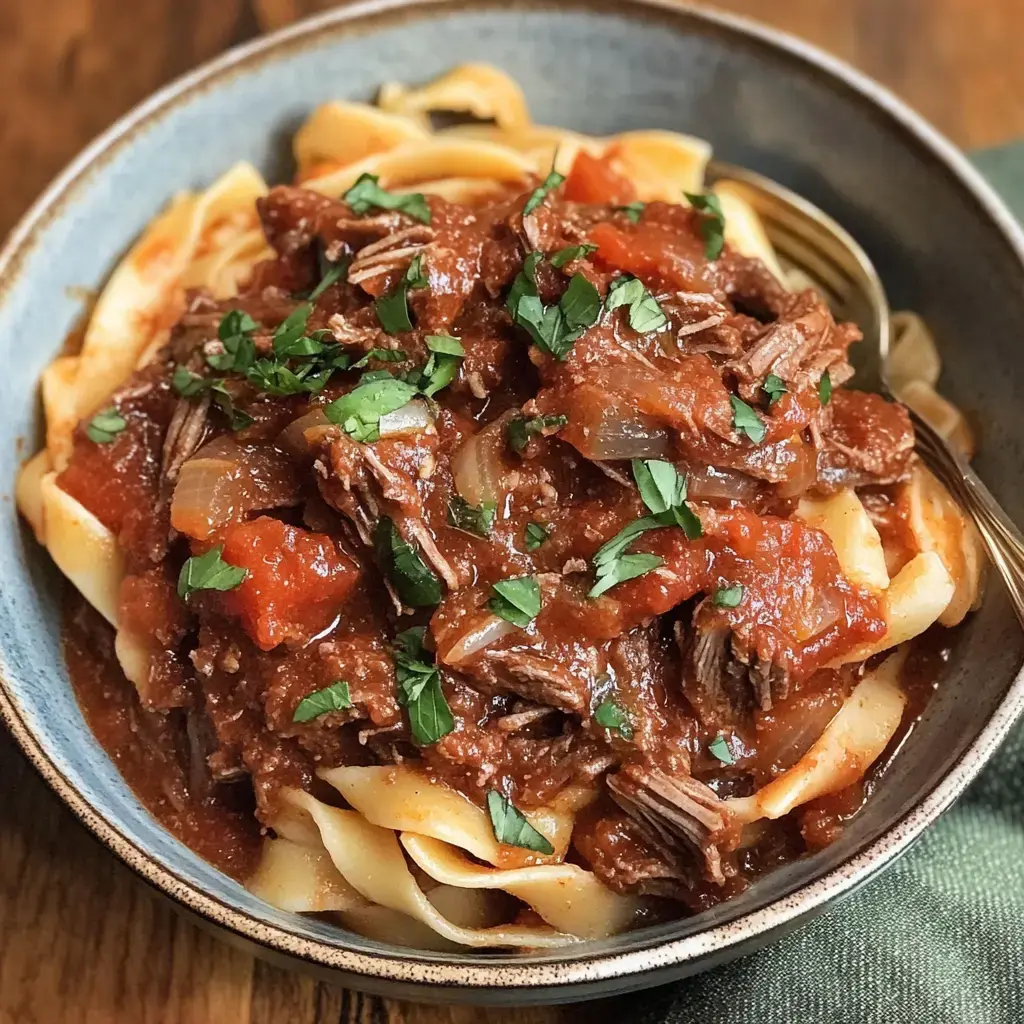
524, 521, 550, 551
819, 369, 832, 406
763, 373, 788, 405
487, 575, 541, 628
507, 413, 568, 455
373, 517, 442, 607
522, 167, 565, 217
418, 334, 465, 397
392, 627, 454, 746
177, 545, 248, 600
549, 243, 598, 268
375, 254, 429, 334
730, 395, 767, 444
684, 191, 727, 260
351, 348, 407, 369
616, 202, 645, 224
708, 734, 736, 765
486, 791, 555, 855
86, 407, 126, 444
293, 681, 353, 723
632, 459, 703, 539
343, 172, 431, 224
324, 377, 419, 443
308, 259, 347, 301
448, 496, 497, 538
594, 698, 633, 740
713, 583, 744, 608
606, 274, 667, 334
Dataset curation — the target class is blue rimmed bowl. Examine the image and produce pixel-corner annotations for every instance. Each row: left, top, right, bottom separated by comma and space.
2, 0, 1023, 1004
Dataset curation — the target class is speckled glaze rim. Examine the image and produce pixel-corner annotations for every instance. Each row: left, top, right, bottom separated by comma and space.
3, 0, 1024, 1000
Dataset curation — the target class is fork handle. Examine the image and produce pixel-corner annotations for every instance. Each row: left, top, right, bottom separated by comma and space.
909, 409, 1024, 628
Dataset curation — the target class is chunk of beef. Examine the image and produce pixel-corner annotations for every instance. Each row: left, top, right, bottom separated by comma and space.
607, 763, 731, 885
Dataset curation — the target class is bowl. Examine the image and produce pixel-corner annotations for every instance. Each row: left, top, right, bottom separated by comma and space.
2, 0, 1023, 1005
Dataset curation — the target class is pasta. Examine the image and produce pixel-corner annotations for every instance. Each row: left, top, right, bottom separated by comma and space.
18, 64, 982, 951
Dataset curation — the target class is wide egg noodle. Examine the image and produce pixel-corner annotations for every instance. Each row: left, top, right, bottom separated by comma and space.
280, 788, 574, 948
247, 836, 368, 914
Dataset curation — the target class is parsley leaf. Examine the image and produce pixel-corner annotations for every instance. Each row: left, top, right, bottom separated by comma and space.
392, 627, 454, 745
507, 413, 568, 455
713, 583, 744, 608
559, 274, 603, 329
508, 270, 600, 361
308, 259, 347, 301
177, 545, 248, 600
376, 254, 429, 334
632, 459, 703, 539
272, 304, 324, 359
684, 191, 727, 260
351, 348, 407, 369
343, 172, 431, 224
588, 552, 664, 599
730, 395, 767, 444
819, 369, 833, 406
616, 201, 645, 224
324, 377, 419, 442
172, 367, 254, 430
418, 334, 465, 397
763, 373, 788, 405
486, 791, 555, 855
208, 310, 259, 372
522, 167, 565, 217
594, 698, 633, 739
86, 407, 126, 444
505, 251, 543, 318
487, 575, 541, 628
593, 517, 665, 568
708, 734, 736, 765
524, 521, 550, 551
549, 243, 598, 268
293, 681, 352, 723
606, 275, 667, 334
448, 496, 496, 537
373, 517, 442, 607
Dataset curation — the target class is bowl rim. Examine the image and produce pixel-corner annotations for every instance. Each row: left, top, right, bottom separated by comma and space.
2, 0, 1024, 997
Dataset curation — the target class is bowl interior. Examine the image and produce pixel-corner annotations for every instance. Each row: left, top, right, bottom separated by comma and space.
2, 0, 1023, 994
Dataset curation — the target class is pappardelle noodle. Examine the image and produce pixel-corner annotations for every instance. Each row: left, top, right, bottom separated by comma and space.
17, 65, 984, 950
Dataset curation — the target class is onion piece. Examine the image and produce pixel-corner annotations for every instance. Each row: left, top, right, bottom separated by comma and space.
441, 613, 518, 664
379, 399, 434, 439
451, 411, 516, 506
278, 408, 331, 462
171, 437, 300, 540
686, 464, 760, 503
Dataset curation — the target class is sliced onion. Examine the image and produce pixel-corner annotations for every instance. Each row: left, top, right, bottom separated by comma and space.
686, 464, 760, 503
171, 436, 300, 540
441, 613, 518, 664
278, 408, 331, 462
379, 399, 434, 439
452, 411, 516, 506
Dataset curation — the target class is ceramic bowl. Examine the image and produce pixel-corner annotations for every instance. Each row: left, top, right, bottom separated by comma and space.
2, 0, 1023, 1005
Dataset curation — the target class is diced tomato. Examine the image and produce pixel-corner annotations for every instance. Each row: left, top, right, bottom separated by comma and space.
589, 221, 705, 292
563, 150, 637, 205
215, 516, 360, 650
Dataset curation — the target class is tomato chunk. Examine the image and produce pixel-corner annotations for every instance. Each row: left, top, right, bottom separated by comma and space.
215, 516, 360, 650
589, 220, 707, 292
563, 150, 637, 205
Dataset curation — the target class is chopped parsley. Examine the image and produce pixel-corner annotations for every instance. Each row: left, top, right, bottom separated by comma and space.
594, 698, 633, 740
763, 373, 788, 405
376, 254, 429, 334
713, 583, 744, 608
373, 517, 443, 607
486, 791, 555, 855
324, 377, 419, 443
177, 545, 248, 600
708, 734, 736, 765
343, 172, 431, 224
632, 459, 703, 539
819, 369, 833, 406
522, 166, 565, 217
392, 627, 454, 746
730, 395, 767, 444
207, 309, 258, 372
487, 575, 542, 628
524, 521, 550, 551
417, 334, 465, 397
292, 681, 352, 723
605, 274, 667, 334
448, 496, 496, 538
307, 258, 347, 301
172, 367, 254, 431
549, 242, 598, 268
616, 201, 645, 224
507, 413, 568, 455
684, 191, 727, 260
351, 347, 407, 369
86, 407, 126, 444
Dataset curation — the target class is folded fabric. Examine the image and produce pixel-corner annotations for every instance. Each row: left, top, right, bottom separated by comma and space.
623, 146, 1024, 1024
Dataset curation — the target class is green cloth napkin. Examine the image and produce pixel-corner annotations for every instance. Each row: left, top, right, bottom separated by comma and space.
625, 147, 1024, 1024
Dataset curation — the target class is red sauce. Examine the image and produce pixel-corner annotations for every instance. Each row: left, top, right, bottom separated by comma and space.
55, 156, 944, 914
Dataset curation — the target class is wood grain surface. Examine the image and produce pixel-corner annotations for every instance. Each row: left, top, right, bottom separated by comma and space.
2, 1, 1023, 1021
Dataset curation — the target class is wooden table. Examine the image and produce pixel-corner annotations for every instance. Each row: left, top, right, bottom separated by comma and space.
2, 1, 1023, 1021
